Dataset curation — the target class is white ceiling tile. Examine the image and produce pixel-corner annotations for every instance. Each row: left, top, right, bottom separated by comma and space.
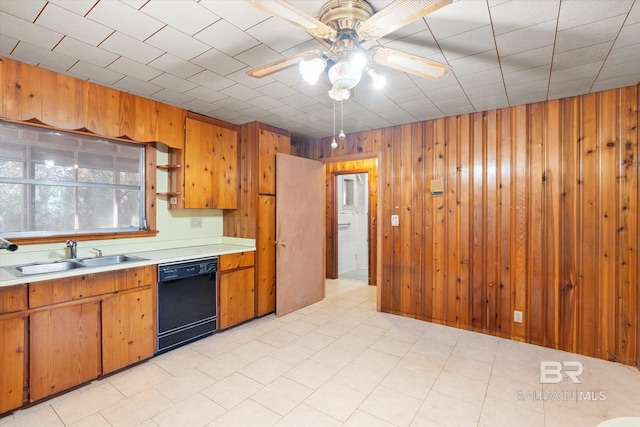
605, 43, 640, 66
592, 75, 640, 93
152, 88, 194, 106
181, 98, 220, 114
503, 65, 551, 87
378, 18, 429, 42
557, 0, 633, 31
199, 0, 268, 30
614, 22, 640, 48
213, 97, 252, 112
188, 69, 235, 91
54, 36, 118, 67
234, 44, 282, 68
219, 83, 262, 102
148, 53, 203, 79
257, 81, 299, 100
457, 68, 504, 88
552, 42, 611, 71
447, 50, 500, 76
500, 45, 554, 74
627, 1, 640, 24
495, 19, 557, 57
183, 86, 228, 104
11, 40, 76, 71
0, 34, 18, 55
47, 0, 96, 15
100, 32, 163, 64
195, 19, 260, 57
506, 80, 549, 98
490, 0, 560, 36
191, 48, 246, 76
86, 0, 163, 41
550, 61, 603, 85
149, 73, 198, 93
226, 67, 274, 89
555, 15, 626, 53
280, 93, 318, 109
387, 87, 426, 104
471, 97, 509, 112
439, 104, 476, 117
437, 25, 497, 61
239, 105, 275, 120
140, 1, 220, 36
0, 0, 45, 20
548, 77, 594, 99
597, 59, 640, 81
0, 11, 62, 50
36, 3, 111, 46
246, 95, 284, 110
120, 0, 146, 9
107, 57, 162, 81
426, 0, 491, 40
381, 31, 442, 59
269, 104, 305, 119
67, 61, 124, 85
113, 75, 162, 96
246, 17, 314, 53
146, 26, 210, 61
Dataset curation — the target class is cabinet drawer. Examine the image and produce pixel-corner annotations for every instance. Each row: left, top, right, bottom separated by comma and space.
218, 251, 255, 271
0, 285, 26, 314
29, 272, 116, 308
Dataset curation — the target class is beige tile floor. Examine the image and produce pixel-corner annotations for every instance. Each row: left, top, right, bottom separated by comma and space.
2, 279, 639, 427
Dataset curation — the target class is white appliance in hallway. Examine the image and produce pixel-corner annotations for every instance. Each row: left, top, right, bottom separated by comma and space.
337, 173, 368, 282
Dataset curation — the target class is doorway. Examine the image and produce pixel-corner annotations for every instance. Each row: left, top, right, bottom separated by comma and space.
325, 158, 378, 286
336, 173, 369, 282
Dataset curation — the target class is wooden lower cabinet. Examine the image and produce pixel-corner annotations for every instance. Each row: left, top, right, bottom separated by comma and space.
218, 252, 255, 329
0, 266, 158, 414
0, 317, 26, 413
29, 302, 101, 401
102, 288, 155, 375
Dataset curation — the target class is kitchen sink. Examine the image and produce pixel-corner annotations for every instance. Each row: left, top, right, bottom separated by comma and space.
78, 255, 146, 267
5, 254, 147, 276
13, 260, 83, 275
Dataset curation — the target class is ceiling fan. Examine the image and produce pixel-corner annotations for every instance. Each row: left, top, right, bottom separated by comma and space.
246, 0, 453, 100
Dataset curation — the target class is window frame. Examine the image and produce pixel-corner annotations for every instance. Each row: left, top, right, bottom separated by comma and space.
0, 120, 157, 245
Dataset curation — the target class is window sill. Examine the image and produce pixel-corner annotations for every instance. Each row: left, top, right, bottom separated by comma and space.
9, 230, 159, 246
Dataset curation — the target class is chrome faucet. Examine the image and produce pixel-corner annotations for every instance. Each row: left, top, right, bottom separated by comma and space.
66, 240, 78, 259
0, 237, 18, 252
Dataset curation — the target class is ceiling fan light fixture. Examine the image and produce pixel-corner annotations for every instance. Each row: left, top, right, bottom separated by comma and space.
299, 57, 326, 85
328, 59, 363, 92
328, 86, 351, 101
367, 68, 386, 89
350, 50, 368, 71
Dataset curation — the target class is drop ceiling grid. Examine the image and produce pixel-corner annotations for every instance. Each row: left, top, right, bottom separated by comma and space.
0, 0, 638, 141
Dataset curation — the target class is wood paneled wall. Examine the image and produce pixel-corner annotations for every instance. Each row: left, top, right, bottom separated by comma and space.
295, 85, 640, 367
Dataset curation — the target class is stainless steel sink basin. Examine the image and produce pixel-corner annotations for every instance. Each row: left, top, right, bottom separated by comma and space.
5, 254, 147, 276
13, 260, 83, 275
78, 255, 146, 267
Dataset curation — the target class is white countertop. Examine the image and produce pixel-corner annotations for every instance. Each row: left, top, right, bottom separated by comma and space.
0, 243, 255, 287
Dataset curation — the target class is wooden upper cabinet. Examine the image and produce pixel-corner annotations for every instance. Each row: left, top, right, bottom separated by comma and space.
184, 116, 238, 209
0, 57, 185, 149
258, 128, 291, 195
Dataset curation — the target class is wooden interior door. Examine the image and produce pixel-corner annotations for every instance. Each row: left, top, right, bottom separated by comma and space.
276, 153, 325, 317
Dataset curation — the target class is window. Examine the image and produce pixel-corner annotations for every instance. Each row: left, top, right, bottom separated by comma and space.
0, 121, 146, 238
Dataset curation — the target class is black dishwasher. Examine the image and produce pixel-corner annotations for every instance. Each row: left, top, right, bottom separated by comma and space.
157, 257, 218, 354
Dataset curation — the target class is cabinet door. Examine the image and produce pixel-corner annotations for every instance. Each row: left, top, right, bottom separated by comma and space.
219, 268, 255, 329
102, 288, 155, 375
258, 129, 291, 195
257, 195, 276, 316
184, 118, 238, 209
30, 302, 101, 401
0, 317, 26, 414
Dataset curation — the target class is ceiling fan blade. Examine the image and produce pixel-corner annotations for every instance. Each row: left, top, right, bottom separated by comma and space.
370, 46, 450, 80
249, 0, 337, 40
247, 50, 324, 78
357, 0, 453, 40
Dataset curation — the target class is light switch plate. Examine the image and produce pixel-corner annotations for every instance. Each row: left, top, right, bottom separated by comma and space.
391, 214, 399, 226
190, 217, 203, 228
